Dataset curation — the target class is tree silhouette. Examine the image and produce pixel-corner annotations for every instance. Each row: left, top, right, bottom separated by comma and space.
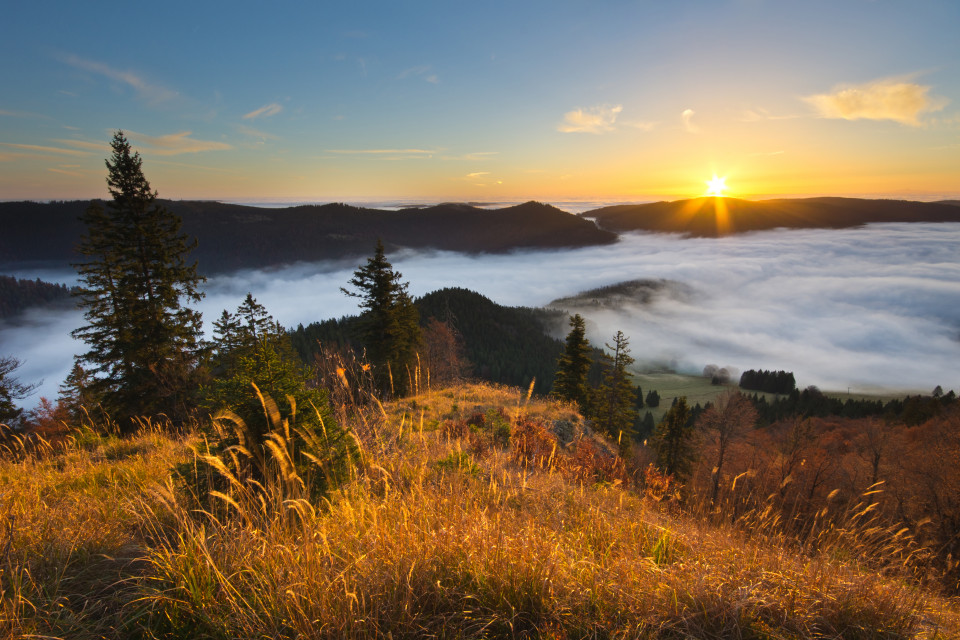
341, 240, 421, 396
72, 131, 204, 428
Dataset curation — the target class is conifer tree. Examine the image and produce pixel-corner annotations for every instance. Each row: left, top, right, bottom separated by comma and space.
0, 356, 37, 428
341, 239, 421, 395
592, 330, 637, 452
650, 396, 698, 482
72, 131, 204, 428
552, 314, 592, 411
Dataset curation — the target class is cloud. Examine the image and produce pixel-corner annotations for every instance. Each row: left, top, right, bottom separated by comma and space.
325, 148, 438, 155
236, 125, 280, 141
0, 109, 51, 119
465, 172, 489, 179
558, 104, 622, 134
125, 131, 232, 155
53, 138, 110, 152
9, 222, 960, 409
398, 65, 440, 83
681, 108, 700, 133
740, 107, 802, 122
622, 120, 659, 131
47, 167, 84, 177
0, 143, 90, 157
61, 53, 178, 103
243, 103, 284, 120
803, 77, 947, 126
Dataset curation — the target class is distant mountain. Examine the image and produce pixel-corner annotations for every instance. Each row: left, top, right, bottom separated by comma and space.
584, 197, 960, 237
0, 200, 617, 274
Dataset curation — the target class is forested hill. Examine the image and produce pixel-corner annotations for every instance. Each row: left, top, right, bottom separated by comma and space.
0, 200, 616, 274
585, 196, 960, 237
290, 287, 567, 395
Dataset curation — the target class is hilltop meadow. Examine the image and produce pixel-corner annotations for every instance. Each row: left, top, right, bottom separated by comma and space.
3, 381, 960, 639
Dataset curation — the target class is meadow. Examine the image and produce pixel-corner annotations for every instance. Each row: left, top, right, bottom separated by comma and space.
2, 382, 958, 639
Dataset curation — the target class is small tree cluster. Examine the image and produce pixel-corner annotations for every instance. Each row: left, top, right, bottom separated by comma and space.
739, 369, 796, 394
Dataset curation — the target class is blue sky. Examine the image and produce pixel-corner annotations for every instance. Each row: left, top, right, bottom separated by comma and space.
2, 0, 958, 201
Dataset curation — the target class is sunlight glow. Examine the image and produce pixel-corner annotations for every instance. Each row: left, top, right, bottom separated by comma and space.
705, 174, 728, 197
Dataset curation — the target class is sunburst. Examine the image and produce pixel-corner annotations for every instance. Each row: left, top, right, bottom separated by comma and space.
705, 174, 728, 197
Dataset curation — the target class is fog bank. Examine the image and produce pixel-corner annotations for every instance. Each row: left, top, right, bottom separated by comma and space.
4, 222, 959, 408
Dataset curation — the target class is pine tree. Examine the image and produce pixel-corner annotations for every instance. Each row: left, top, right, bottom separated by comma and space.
650, 396, 698, 482
591, 330, 637, 453
341, 239, 421, 395
0, 356, 38, 428
551, 314, 592, 411
72, 131, 204, 429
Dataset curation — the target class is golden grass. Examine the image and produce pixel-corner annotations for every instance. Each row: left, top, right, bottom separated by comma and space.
1, 382, 958, 639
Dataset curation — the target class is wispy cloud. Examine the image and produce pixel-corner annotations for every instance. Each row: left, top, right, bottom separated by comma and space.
53, 138, 110, 152
398, 65, 439, 83
741, 107, 802, 122
440, 151, 499, 161
465, 172, 490, 179
0, 143, 90, 157
236, 124, 280, 141
243, 102, 284, 120
47, 167, 84, 177
803, 76, 947, 126
61, 53, 178, 103
0, 109, 51, 119
125, 131, 232, 155
681, 108, 699, 133
622, 120, 659, 131
558, 104, 622, 134
325, 148, 438, 155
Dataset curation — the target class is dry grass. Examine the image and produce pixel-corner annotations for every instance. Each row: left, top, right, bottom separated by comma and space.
2, 382, 959, 639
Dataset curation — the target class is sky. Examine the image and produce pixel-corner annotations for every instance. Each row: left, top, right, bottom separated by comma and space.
1, 0, 959, 202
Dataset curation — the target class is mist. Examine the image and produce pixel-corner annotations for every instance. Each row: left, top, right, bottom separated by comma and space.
4, 222, 959, 408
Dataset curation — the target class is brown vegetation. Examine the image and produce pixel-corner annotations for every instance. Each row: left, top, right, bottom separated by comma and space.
1, 383, 958, 638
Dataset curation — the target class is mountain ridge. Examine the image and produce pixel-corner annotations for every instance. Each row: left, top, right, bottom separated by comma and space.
583, 196, 960, 237
0, 199, 616, 274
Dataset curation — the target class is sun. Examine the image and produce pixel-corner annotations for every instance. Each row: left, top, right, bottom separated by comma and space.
705, 174, 728, 197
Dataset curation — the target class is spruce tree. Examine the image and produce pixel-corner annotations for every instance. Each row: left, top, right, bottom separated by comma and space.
551, 314, 592, 411
592, 330, 637, 453
650, 396, 698, 482
72, 131, 204, 428
341, 239, 421, 395
0, 356, 38, 428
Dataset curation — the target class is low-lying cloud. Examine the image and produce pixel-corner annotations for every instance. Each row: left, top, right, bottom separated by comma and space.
4, 222, 960, 408
803, 77, 947, 126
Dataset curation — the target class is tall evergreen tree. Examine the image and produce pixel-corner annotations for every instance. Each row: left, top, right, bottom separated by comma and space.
592, 330, 637, 453
72, 131, 204, 428
552, 314, 592, 411
650, 396, 698, 482
341, 239, 421, 395
0, 356, 38, 428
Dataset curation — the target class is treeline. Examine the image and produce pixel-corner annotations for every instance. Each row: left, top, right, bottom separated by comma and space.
739, 368, 796, 394
749, 385, 957, 426
0, 275, 74, 319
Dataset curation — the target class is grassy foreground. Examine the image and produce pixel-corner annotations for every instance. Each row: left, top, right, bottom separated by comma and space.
1, 383, 958, 639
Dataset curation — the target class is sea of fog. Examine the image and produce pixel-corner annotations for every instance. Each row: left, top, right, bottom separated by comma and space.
4, 222, 960, 408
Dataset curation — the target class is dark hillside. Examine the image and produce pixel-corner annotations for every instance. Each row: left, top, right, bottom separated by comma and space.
0, 200, 616, 274
290, 287, 567, 395
586, 196, 960, 237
